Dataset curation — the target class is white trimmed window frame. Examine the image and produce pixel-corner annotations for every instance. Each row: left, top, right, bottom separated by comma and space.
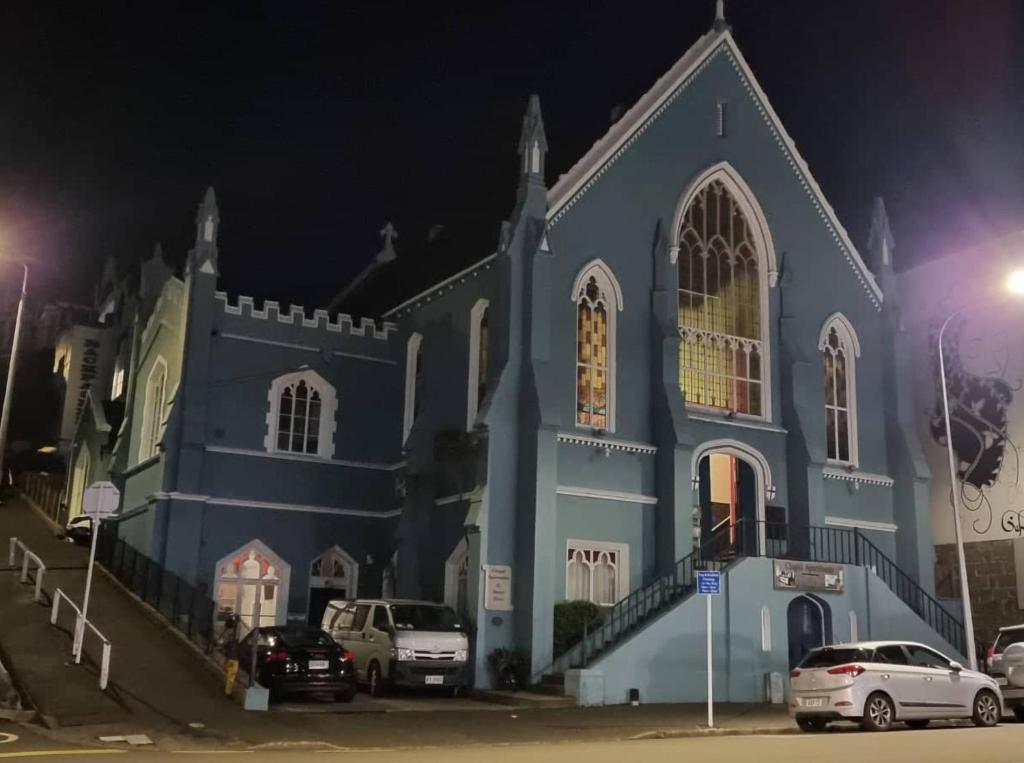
264, 368, 338, 459
403, 332, 423, 444
818, 312, 861, 467
138, 355, 168, 463
213, 539, 291, 629
466, 299, 490, 430
309, 545, 359, 598
671, 163, 777, 423
564, 538, 629, 606
570, 259, 624, 433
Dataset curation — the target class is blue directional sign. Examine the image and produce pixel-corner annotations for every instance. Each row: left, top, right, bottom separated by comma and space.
697, 570, 722, 595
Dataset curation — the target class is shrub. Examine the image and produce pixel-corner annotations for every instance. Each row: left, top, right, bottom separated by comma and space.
553, 600, 603, 657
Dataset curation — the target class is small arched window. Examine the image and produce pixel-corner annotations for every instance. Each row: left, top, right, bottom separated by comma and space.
819, 314, 861, 466
467, 300, 490, 429
571, 260, 623, 432
265, 369, 337, 459
139, 357, 168, 462
403, 333, 423, 443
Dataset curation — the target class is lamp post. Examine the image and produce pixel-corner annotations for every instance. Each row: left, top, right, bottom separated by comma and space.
937, 269, 1024, 670
0, 263, 27, 486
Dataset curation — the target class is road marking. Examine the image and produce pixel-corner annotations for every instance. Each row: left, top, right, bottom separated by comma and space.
0, 752, 125, 759
0, 735, 16, 746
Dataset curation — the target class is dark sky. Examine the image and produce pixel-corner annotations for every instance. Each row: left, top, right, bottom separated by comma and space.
1, 1, 1022, 308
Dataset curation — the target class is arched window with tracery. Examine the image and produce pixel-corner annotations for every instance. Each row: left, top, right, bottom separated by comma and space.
565, 540, 628, 606
677, 179, 765, 417
214, 542, 290, 634
819, 314, 860, 465
265, 369, 337, 459
572, 260, 623, 432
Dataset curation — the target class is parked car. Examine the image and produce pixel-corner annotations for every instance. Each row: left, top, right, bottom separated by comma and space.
64, 515, 93, 546
789, 640, 1002, 732
235, 625, 356, 702
985, 624, 1024, 721
324, 598, 470, 696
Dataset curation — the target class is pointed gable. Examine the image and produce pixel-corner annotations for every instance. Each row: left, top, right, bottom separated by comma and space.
546, 27, 882, 309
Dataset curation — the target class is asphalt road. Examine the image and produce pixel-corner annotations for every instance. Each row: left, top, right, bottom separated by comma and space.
3, 723, 1024, 761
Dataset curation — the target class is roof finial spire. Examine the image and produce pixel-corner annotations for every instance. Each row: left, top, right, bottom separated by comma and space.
714, 0, 729, 31
377, 222, 398, 264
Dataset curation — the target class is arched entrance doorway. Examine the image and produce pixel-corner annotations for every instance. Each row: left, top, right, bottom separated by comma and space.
213, 541, 290, 637
697, 453, 758, 559
307, 546, 358, 625
787, 594, 833, 668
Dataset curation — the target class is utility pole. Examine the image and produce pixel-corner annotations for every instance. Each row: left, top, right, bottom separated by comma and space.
0, 263, 28, 486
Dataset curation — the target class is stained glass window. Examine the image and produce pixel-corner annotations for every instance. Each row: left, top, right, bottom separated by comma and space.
678, 180, 763, 415
576, 277, 610, 428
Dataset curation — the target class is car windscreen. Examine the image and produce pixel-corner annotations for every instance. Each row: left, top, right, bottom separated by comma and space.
996, 628, 1024, 653
799, 647, 873, 668
274, 627, 335, 648
390, 605, 462, 632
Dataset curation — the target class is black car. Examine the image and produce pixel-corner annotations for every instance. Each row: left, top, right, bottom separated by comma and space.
235, 625, 356, 702
64, 515, 93, 546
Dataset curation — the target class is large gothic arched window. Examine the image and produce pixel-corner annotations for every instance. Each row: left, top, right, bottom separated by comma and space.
677, 179, 765, 416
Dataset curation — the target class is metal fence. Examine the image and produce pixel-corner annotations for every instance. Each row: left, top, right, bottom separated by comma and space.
96, 524, 219, 654
17, 472, 67, 526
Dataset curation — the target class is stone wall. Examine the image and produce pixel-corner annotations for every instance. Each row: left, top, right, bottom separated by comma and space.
936, 540, 1023, 650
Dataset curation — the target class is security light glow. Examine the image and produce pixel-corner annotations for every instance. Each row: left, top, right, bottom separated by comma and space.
1009, 270, 1024, 295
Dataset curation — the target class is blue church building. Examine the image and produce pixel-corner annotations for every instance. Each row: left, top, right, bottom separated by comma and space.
61, 9, 964, 704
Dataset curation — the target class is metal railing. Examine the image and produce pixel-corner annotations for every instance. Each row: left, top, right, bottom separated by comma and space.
95, 525, 219, 654
17, 473, 68, 526
547, 523, 732, 677
8, 537, 45, 602
546, 519, 966, 675
51, 588, 112, 690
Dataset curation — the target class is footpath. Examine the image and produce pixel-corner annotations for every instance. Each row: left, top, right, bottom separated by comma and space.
0, 493, 794, 752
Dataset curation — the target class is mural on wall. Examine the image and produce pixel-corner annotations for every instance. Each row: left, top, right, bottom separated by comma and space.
928, 314, 1019, 536
904, 251, 1024, 547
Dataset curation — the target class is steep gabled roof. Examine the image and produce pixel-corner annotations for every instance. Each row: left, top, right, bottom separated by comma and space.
546, 27, 883, 309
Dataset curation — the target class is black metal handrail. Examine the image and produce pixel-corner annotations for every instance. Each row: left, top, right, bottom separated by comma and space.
545, 519, 966, 675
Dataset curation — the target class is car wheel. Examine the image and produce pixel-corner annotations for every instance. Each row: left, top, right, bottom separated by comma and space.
972, 690, 1000, 727
905, 720, 930, 730
861, 692, 895, 732
796, 718, 828, 733
1013, 705, 1024, 723
367, 661, 385, 698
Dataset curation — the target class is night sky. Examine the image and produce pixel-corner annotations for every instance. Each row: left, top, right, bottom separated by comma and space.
2, 1, 1022, 309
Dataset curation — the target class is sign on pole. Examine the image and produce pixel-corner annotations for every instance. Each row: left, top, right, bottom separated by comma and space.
75, 482, 120, 662
696, 570, 722, 729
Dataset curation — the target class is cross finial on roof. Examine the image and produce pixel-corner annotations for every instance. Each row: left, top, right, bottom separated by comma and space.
377, 222, 398, 264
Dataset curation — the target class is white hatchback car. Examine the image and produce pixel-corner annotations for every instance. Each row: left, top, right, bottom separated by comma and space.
789, 641, 1002, 732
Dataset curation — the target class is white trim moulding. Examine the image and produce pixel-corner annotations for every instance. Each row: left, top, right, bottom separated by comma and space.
204, 445, 404, 472
151, 491, 401, 519
556, 485, 658, 505
556, 432, 657, 454
384, 253, 498, 319
822, 466, 894, 487
824, 516, 898, 533
686, 411, 788, 434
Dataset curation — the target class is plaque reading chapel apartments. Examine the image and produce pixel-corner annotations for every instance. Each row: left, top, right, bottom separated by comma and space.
773, 560, 844, 593
483, 564, 513, 611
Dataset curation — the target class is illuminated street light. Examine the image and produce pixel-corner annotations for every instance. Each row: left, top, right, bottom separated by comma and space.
0, 262, 28, 485
937, 268, 1024, 670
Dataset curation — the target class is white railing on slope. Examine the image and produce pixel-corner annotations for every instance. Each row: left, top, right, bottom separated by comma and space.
7, 537, 45, 602
51, 588, 112, 690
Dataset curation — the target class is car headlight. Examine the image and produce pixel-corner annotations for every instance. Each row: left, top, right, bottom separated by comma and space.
454, 650, 468, 662
395, 647, 415, 661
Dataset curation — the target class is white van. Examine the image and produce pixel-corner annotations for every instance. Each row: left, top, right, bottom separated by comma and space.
322, 598, 470, 696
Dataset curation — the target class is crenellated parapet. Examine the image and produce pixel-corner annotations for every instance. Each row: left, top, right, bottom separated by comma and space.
214, 291, 397, 341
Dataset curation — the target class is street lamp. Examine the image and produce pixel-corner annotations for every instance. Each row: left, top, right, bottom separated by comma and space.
937, 268, 1024, 670
0, 262, 27, 485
